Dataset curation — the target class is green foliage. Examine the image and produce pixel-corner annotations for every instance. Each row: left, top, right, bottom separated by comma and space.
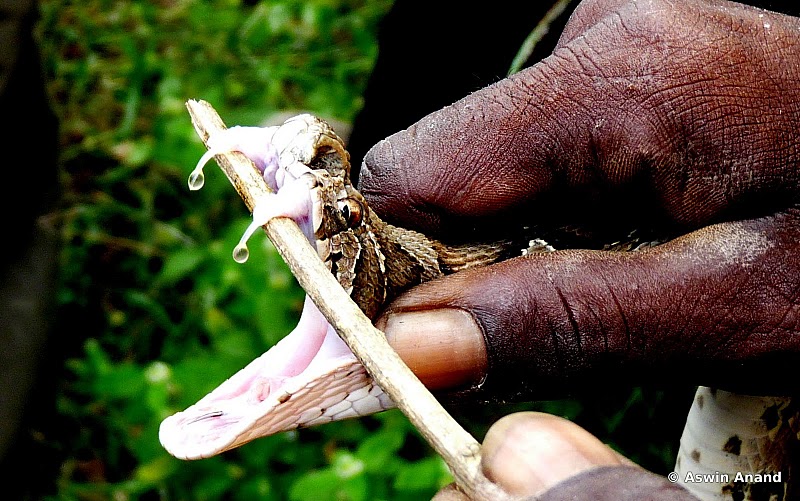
35, 0, 430, 499
36, 1, 684, 499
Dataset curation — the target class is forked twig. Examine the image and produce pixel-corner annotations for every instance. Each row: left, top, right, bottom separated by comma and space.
185, 99, 510, 501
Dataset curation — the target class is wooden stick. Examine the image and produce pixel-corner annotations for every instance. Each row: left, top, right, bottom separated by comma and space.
185, 100, 510, 501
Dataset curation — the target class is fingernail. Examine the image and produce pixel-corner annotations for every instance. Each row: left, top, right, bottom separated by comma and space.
376, 309, 487, 391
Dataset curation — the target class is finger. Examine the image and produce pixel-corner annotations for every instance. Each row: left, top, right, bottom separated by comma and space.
480, 412, 623, 497
359, 0, 800, 238
380, 210, 800, 397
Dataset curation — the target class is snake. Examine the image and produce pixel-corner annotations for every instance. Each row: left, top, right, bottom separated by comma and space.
159, 114, 797, 500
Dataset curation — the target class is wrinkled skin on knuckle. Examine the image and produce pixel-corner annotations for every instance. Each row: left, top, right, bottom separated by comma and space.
557, 0, 800, 226
620, 2, 798, 226
361, 0, 800, 240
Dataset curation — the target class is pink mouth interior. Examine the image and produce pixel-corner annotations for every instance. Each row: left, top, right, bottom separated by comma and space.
159, 296, 356, 459
167, 125, 360, 458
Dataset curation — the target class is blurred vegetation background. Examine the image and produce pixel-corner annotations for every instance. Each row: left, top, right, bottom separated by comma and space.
29, 0, 692, 499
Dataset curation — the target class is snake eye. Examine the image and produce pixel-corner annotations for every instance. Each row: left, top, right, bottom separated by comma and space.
337, 198, 364, 228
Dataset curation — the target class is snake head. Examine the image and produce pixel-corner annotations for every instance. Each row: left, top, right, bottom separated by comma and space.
304, 169, 386, 317
190, 114, 357, 265
190, 113, 386, 316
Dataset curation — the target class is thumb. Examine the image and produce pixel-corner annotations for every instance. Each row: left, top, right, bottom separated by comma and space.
480, 413, 698, 500
431, 412, 625, 500
480, 412, 623, 497
432, 412, 696, 500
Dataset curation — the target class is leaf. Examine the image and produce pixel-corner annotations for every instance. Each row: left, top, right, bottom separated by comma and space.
92, 364, 146, 400
332, 452, 365, 479
356, 426, 404, 473
289, 466, 369, 501
233, 476, 274, 501
393, 457, 451, 492
159, 246, 207, 284
134, 455, 179, 483
289, 469, 339, 501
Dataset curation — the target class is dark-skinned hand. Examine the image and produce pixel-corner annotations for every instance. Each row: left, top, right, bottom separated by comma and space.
359, 0, 799, 498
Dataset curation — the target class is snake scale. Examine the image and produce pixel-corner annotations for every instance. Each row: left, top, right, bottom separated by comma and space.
160, 114, 798, 500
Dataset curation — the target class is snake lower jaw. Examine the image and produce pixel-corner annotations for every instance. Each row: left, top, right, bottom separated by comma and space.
160, 297, 393, 460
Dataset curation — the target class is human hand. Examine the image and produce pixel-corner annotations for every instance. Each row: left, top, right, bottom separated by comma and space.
360, 0, 800, 398
432, 412, 697, 500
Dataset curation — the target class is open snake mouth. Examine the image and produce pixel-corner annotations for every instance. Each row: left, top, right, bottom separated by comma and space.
162, 116, 394, 460
159, 297, 391, 459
